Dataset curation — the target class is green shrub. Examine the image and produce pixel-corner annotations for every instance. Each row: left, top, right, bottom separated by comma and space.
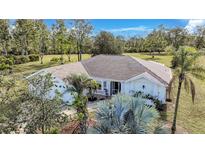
50, 57, 60, 63
1, 55, 39, 66
28, 54, 39, 62
5, 55, 14, 64
125, 48, 138, 53
0, 56, 13, 65
14, 55, 30, 64
132, 91, 162, 108
0, 63, 11, 71
5, 58, 14, 65
0, 56, 13, 71
48, 127, 60, 134
59, 56, 63, 62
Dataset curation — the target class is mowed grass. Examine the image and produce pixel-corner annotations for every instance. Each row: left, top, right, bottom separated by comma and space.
12, 54, 91, 77
12, 52, 205, 133
124, 52, 173, 67
126, 52, 205, 133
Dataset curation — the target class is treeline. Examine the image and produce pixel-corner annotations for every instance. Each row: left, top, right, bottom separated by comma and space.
1, 20, 205, 58
125, 25, 205, 53
0, 19, 93, 56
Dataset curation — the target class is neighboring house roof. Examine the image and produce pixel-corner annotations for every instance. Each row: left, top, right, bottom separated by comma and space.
28, 54, 172, 87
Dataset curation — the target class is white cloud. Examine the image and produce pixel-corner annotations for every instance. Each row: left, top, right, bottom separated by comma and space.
106, 26, 152, 32
185, 19, 205, 33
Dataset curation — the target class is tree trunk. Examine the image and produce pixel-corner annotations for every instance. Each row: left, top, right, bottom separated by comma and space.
42, 101, 46, 134
79, 43, 82, 61
77, 41, 80, 61
77, 95, 88, 134
42, 125, 45, 134
79, 50, 82, 61
60, 44, 64, 64
61, 54, 64, 64
40, 55, 43, 64
171, 78, 183, 134
79, 116, 87, 134
69, 52, 71, 62
67, 51, 71, 62
152, 52, 154, 59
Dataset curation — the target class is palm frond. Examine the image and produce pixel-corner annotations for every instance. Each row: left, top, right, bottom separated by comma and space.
191, 72, 205, 81
63, 73, 91, 94
189, 79, 196, 103
190, 65, 205, 80
184, 77, 190, 93
167, 76, 176, 98
184, 51, 201, 69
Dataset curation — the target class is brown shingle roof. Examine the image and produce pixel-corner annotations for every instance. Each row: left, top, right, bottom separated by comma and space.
81, 55, 172, 86
81, 55, 145, 80
133, 57, 172, 84
45, 62, 88, 79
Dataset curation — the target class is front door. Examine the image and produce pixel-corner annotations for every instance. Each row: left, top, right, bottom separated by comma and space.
110, 81, 121, 95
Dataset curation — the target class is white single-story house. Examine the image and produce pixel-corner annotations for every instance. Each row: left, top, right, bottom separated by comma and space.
27, 55, 172, 104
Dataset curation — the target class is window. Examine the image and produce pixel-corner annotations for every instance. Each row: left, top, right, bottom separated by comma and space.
103, 81, 107, 90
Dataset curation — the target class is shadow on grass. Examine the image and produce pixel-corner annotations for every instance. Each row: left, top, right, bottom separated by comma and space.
144, 57, 161, 61
142, 52, 169, 56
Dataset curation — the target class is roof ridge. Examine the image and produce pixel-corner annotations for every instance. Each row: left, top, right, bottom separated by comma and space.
129, 56, 168, 85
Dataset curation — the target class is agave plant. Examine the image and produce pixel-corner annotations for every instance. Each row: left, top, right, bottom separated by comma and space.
94, 94, 160, 134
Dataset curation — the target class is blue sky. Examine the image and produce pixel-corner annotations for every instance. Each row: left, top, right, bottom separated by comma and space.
89, 19, 188, 37
11, 19, 205, 37
44, 19, 189, 37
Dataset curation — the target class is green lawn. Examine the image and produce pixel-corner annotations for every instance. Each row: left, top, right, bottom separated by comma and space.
124, 52, 173, 67
11, 52, 205, 133
12, 54, 91, 77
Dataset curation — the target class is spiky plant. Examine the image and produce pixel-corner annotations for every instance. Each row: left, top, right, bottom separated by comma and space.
94, 95, 160, 134
169, 46, 205, 134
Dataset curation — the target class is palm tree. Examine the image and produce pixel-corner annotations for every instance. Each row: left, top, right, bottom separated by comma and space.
93, 94, 160, 134
170, 46, 205, 134
64, 74, 95, 134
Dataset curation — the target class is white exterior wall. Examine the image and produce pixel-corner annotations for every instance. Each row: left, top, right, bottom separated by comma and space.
48, 76, 74, 105
124, 77, 166, 103
28, 73, 167, 105
87, 76, 167, 103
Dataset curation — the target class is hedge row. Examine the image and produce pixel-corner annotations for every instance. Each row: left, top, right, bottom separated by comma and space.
28, 54, 39, 62
2, 54, 39, 65
50, 57, 63, 63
